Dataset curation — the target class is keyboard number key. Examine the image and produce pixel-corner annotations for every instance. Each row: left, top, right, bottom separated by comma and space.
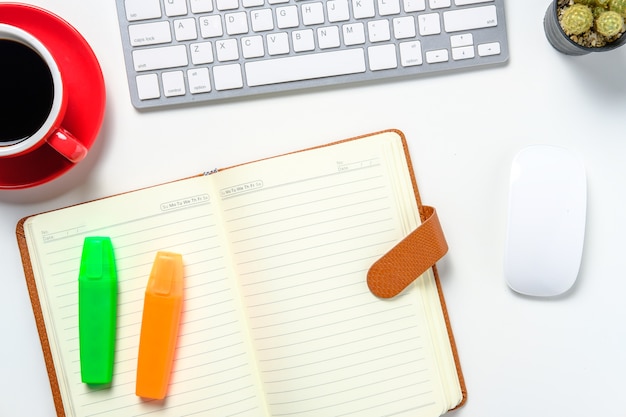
136, 73, 160, 100
188, 68, 212, 94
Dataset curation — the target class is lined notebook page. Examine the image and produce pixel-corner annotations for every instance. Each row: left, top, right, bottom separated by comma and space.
212, 131, 457, 416
24, 177, 268, 417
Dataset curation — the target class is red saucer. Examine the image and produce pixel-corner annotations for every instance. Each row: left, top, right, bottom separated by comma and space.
0, 3, 105, 189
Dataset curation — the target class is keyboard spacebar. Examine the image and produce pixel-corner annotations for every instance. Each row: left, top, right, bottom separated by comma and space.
245, 49, 366, 87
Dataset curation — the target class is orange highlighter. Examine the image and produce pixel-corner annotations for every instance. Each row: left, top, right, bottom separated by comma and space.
136, 251, 184, 399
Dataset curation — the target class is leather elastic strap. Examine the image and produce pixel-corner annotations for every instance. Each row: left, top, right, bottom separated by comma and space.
367, 206, 448, 298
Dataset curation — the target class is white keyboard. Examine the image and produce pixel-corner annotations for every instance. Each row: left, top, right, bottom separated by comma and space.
116, 0, 509, 109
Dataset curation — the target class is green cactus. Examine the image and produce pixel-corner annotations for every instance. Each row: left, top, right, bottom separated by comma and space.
562, 4, 594, 34
610, 0, 626, 17
596, 10, 624, 35
562, 0, 626, 41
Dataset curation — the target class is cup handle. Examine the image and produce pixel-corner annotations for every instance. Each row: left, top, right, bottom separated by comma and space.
46, 127, 88, 163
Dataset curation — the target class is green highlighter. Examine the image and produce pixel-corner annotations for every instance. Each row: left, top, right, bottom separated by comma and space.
78, 236, 118, 385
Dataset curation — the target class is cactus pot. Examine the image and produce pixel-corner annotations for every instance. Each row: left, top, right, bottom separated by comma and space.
544, 0, 626, 55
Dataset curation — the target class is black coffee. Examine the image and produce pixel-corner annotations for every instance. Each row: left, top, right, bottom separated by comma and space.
0, 39, 55, 144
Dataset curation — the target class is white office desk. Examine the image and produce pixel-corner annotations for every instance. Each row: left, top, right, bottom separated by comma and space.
1, 1, 625, 415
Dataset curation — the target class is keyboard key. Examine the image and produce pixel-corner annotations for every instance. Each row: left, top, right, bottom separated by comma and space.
190, 42, 214, 64
399, 40, 422, 66
302, 2, 325, 25
368, 44, 398, 70
213, 64, 243, 90
425, 49, 449, 63
393, 16, 416, 39
188, 68, 211, 93
226, 12, 249, 35
125, 0, 161, 21
190, 0, 213, 13
245, 49, 366, 86
352, 0, 375, 18
368, 20, 391, 42
128, 21, 171, 46
136, 73, 160, 99
242, 35, 265, 58
451, 45, 474, 60
200, 15, 224, 38
216, 0, 239, 10
455, 0, 493, 5
251, 8, 274, 32
164, 0, 187, 16
174, 18, 198, 41
292, 29, 315, 52
343, 23, 366, 45
276, 6, 299, 28
450, 33, 473, 47
418, 13, 441, 36
429, 0, 451, 9
133, 45, 188, 71
378, 0, 401, 16
162, 71, 186, 96
404, 0, 426, 12
478, 41, 501, 56
443, 5, 497, 32
216, 39, 240, 61
267, 32, 290, 55
317, 26, 341, 49
327, 0, 350, 22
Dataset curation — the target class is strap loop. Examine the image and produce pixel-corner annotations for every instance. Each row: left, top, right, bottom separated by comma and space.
367, 206, 448, 298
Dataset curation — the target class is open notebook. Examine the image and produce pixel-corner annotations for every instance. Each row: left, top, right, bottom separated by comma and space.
16, 130, 466, 417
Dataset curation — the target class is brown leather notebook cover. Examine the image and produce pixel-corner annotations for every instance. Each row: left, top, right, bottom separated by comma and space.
16, 129, 466, 416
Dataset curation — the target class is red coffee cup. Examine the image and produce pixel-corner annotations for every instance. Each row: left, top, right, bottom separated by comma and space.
0, 23, 87, 163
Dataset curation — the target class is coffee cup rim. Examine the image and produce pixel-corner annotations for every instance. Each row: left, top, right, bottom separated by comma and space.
0, 23, 66, 157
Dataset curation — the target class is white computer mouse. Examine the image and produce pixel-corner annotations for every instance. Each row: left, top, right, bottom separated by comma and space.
504, 145, 586, 297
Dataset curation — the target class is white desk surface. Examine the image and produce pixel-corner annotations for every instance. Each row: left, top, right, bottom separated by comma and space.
2, 1, 625, 416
